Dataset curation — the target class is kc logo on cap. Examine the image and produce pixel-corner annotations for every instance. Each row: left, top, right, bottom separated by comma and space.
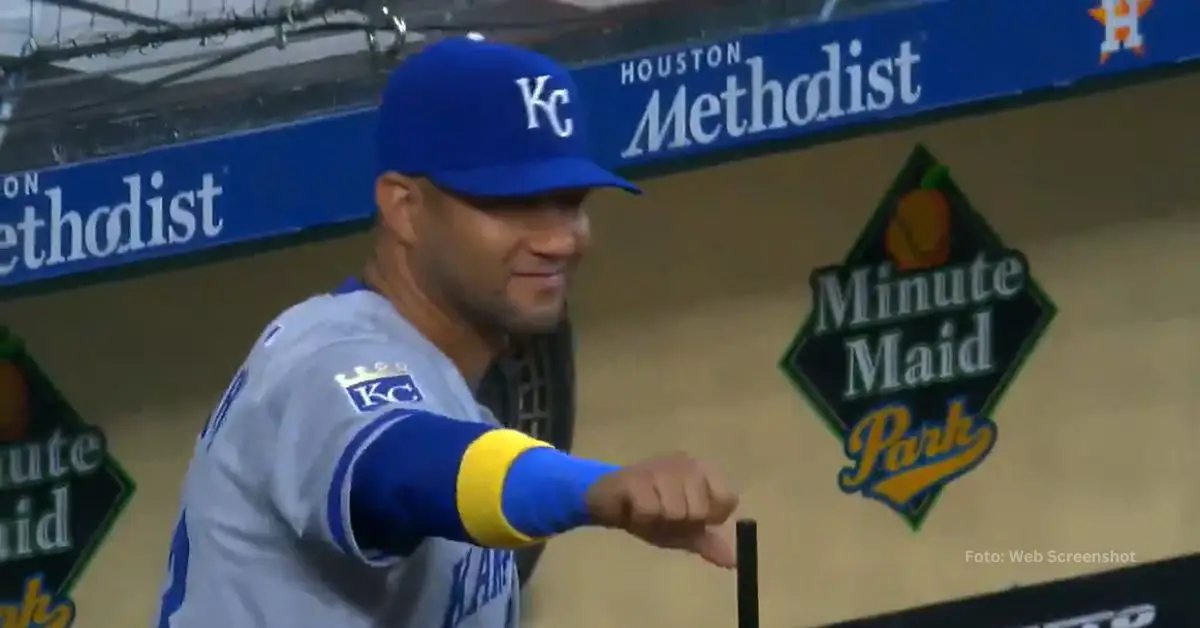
515, 75, 574, 138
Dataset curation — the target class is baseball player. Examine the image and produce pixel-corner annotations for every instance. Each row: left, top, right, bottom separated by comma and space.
154, 37, 740, 628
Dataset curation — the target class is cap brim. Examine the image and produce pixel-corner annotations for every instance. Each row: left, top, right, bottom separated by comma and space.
430, 156, 642, 198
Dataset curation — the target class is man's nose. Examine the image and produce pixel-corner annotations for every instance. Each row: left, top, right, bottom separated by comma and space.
526, 211, 588, 257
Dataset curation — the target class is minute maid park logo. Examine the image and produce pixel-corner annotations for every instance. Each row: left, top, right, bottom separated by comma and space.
780, 145, 1057, 529
0, 328, 135, 625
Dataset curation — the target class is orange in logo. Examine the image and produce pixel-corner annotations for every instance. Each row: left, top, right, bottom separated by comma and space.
1089, 0, 1153, 63
885, 165, 952, 271
0, 360, 31, 442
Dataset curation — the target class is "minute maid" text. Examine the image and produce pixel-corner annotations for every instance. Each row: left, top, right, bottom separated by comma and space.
812, 251, 1028, 400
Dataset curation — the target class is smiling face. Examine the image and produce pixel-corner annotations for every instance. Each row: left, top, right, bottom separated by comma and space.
376, 174, 592, 335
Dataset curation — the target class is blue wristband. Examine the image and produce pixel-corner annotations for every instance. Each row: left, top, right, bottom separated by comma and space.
500, 447, 618, 538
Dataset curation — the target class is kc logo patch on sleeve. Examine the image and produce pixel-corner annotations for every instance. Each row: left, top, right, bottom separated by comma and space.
335, 363, 425, 413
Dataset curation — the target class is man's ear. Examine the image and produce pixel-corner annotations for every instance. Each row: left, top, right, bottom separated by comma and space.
375, 172, 423, 245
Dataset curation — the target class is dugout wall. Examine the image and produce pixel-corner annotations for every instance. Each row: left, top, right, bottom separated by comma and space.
3, 73, 1197, 627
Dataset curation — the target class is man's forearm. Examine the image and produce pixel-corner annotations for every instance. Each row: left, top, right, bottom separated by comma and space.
348, 411, 617, 552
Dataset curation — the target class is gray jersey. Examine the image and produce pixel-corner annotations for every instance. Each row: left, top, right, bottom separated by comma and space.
155, 287, 519, 628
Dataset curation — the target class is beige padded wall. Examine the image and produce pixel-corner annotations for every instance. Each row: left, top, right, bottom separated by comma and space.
4, 74, 1198, 627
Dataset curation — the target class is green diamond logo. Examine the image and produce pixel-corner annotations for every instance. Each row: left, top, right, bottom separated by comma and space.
0, 327, 136, 621
780, 145, 1057, 531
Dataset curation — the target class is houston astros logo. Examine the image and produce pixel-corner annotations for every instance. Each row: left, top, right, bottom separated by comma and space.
780, 145, 1058, 529
1089, 0, 1152, 63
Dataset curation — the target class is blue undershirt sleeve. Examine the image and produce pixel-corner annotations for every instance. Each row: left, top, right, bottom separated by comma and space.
343, 411, 618, 553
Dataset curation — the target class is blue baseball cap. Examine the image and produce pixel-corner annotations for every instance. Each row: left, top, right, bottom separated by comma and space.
375, 37, 640, 198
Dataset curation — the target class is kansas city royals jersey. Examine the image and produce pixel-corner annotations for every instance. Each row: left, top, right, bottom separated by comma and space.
155, 286, 519, 628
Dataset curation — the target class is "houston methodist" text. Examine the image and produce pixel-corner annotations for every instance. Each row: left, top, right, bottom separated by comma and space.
0, 170, 225, 279
620, 38, 922, 158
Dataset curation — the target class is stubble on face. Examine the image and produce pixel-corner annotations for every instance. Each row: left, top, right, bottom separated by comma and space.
426, 185, 585, 336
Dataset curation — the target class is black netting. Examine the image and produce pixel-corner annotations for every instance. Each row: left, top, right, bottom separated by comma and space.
0, 0, 906, 174
476, 318, 576, 452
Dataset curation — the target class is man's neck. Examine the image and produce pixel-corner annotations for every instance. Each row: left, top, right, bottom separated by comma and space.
363, 257, 502, 388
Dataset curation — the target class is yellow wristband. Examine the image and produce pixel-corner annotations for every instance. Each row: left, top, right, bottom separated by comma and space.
456, 429, 552, 548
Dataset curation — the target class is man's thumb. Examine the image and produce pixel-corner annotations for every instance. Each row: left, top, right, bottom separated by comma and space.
689, 528, 737, 569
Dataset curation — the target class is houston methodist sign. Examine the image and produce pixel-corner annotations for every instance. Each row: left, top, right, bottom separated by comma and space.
2, 0, 1196, 289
